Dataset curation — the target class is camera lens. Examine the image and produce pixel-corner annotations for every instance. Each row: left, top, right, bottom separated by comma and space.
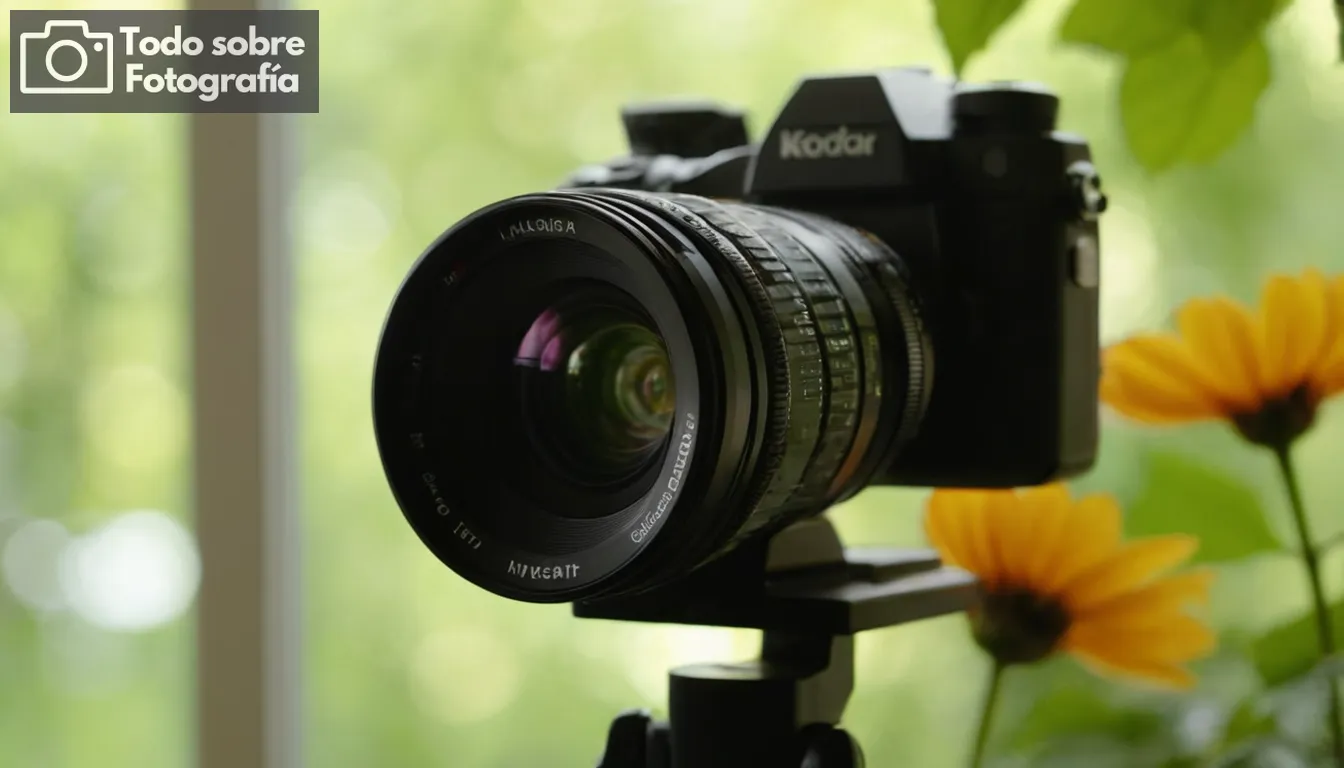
517, 287, 676, 491
373, 190, 932, 602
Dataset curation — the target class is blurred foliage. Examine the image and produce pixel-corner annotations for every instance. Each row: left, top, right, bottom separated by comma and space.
0, 0, 193, 759
1125, 452, 1282, 565
932, 0, 1028, 73
1255, 604, 1344, 687
937, 0, 1294, 171
2, 0, 1344, 766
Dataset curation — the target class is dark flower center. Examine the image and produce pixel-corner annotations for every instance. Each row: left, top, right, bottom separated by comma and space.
971, 587, 1071, 666
1232, 384, 1317, 449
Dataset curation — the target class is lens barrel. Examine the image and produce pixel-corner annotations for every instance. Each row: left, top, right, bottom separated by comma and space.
373, 189, 931, 602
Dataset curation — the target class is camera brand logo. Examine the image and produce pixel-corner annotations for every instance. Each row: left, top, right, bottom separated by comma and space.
9, 9, 319, 114
779, 126, 877, 160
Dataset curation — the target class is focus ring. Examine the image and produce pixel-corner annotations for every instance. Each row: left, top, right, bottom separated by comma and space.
669, 197, 864, 539
598, 190, 793, 525
720, 205, 864, 510
824, 223, 932, 454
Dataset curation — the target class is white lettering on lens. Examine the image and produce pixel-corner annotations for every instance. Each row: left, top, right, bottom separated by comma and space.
779, 126, 877, 160
421, 472, 451, 516
498, 218, 578, 241
452, 520, 482, 550
631, 413, 697, 544
507, 560, 581, 580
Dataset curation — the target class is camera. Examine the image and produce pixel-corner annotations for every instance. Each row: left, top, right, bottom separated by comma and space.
373, 66, 1106, 604
19, 20, 115, 95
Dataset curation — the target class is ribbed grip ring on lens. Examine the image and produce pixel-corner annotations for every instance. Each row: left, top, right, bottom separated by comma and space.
663, 196, 867, 540
812, 219, 931, 454
594, 189, 794, 524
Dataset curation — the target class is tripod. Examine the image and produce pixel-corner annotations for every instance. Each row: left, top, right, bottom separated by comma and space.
574, 517, 980, 768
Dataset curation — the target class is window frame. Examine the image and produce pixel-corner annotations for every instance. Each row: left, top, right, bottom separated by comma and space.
188, 0, 301, 762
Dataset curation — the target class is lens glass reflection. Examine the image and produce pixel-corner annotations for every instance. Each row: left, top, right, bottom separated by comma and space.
515, 286, 675, 486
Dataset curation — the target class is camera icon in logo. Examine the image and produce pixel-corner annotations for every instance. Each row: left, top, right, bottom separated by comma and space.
19, 20, 115, 95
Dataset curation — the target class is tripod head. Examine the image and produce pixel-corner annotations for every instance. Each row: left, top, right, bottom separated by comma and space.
574, 516, 980, 768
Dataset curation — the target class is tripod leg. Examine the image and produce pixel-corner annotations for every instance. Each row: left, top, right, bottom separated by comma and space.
799, 724, 864, 768
595, 710, 647, 768
595, 710, 671, 768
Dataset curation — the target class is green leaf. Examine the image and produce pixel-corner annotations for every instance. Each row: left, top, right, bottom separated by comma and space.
1058, 0, 1286, 172
1009, 679, 1167, 750
1221, 699, 1276, 744
932, 0, 1028, 75
1254, 607, 1344, 686
1059, 0, 1195, 56
1211, 740, 1310, 768
1009, 686, 1116, 747
1060, 0, 1286, 59
1126, 452, 1282, 563
1120, 33, 1271, 173
1190, 0, 1290, 63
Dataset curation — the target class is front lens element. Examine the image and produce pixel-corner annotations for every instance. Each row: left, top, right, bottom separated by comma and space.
516, 288, 676, 486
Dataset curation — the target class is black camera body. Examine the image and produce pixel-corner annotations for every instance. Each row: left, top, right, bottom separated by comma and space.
569, 67, 1105, 488
373, 66, 1105, 603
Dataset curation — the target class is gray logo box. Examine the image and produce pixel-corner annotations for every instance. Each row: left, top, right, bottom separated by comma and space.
10, 10, 318, 113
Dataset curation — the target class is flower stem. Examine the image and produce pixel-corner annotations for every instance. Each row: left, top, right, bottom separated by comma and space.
970, 661, 1005, 768
1273, 443, 1343, 765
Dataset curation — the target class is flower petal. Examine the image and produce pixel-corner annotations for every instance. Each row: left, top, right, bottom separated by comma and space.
924, 491, 972, 569
1002, 484, 1072, 588
1258, 271, 1328, 397
1073, 569, 1214, 624
926, 490, 1000, 583
1311, 274, 1344, 398
1070, 651, 1198, 690
1175, 298, 1263, 412
1059, 535, 1199, 611
964, 492, 1005, 586
1065, 612, 1216, 664
981, 490, 1025, 585
1029, 493, 1123, 596
1101, 338, 1228, 423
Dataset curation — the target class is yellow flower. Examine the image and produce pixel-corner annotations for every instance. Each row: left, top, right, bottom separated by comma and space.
1101, 269, 1344, 446
925, 484, 1215, 689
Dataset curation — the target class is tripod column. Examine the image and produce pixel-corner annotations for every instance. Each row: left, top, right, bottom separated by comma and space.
668, 661, 804, 768
666, 634, 855, 768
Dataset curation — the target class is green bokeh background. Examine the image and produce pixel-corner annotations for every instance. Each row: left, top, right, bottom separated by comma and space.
2, 0, 1344, 765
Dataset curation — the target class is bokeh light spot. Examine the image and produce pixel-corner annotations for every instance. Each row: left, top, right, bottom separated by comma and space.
2, 518, 72, 612
59, 510, 199, 632
42, 613, 137, 696
409, 625, 521, 725
80, 365, 187, 473
299, 153, 398, 272
77, 186, 172, 296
